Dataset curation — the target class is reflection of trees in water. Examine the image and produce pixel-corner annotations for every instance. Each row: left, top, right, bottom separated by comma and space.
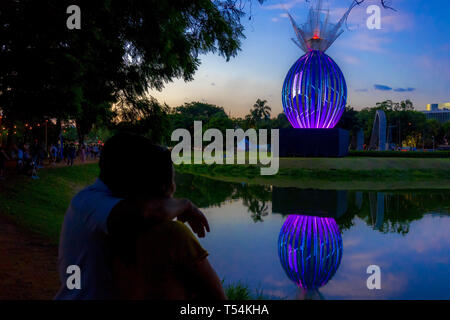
175, 173, 272, 222
346, 191, 450, 235
248, 201, 269, 222
175, 173, 449, 233
236, 184, 272, 222
174, 173, 237, 208
334, 209, 355, 232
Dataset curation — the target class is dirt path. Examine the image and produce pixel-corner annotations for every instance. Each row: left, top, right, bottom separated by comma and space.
0, 158, 99, 299
0, 214, 59, 300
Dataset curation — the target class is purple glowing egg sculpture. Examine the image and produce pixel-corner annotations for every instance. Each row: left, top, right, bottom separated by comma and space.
281, 0, 354, 129
282, 51, 347, 129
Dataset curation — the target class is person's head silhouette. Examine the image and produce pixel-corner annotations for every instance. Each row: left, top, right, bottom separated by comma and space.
99, 133, 174, 199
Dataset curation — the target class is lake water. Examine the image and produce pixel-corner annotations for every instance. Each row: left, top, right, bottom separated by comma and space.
174, 173, 450, 300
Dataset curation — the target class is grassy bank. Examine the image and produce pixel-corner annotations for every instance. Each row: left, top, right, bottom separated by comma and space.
0, 164, 99, 242
175, 157, 450, 190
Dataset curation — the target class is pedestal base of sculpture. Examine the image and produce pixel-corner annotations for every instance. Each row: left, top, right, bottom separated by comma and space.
279, 128, 349, 157
272, 188, 348, 219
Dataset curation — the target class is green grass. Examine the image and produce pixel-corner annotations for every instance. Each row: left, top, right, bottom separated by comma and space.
0, 163, 99, 242
224, 281, 266, 300
176, 157, 450, 190
278, 157, 450, 170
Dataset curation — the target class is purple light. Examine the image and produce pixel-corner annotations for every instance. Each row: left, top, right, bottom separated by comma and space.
278, 215, 343, 289
282, 50, 347, 129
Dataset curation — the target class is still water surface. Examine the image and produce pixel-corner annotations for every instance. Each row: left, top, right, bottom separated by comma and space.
174, 173, 450, 300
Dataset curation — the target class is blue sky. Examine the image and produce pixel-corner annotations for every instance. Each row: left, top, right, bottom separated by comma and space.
150, 0, 450, 117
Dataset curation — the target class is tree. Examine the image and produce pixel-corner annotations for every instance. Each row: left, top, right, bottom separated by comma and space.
204, 116, 235, 134
114, 96, 171, 144
0, 0, 83, 145
248, 99, 271, 127
270, 113, 291, 129
172, 101, 229, 134
394, 100, 414, 112
0, 0, 265, 144
443, 122, 450, 145
337, 106, 362, 131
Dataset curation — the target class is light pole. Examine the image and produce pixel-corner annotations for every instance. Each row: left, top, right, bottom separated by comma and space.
45, 119, 48, 152
0, 115, 2, 147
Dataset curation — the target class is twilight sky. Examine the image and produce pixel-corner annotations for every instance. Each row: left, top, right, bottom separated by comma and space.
149, 0, 450, 117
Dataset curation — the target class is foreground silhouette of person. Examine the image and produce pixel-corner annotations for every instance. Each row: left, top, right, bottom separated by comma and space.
56, 133, 218, 300
109, 143, 225, 299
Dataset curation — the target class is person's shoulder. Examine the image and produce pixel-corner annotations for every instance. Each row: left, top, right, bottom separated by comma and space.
70, 180, 111, 209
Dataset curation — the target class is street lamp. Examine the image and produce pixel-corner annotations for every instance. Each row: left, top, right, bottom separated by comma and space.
44, 119, 48, 152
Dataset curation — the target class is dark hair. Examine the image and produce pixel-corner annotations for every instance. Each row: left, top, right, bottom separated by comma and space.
99, 133, 173, 199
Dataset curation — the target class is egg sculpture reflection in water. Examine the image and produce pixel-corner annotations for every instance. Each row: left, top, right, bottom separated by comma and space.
278, 215, 343, 297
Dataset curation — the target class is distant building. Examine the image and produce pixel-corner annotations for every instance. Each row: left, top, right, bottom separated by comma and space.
426, 103, 450, 111
422, 103, 450, 123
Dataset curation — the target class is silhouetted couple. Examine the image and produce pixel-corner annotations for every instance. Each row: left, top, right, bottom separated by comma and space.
55, 133, 226, 300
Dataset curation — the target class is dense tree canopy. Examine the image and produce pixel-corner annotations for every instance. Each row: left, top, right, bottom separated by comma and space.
0, 0, 264, 144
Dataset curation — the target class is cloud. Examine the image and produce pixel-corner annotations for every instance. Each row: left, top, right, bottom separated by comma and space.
373, 85, 415, 92
374, 84, 392, 91
263, 0, 303, 10
271, 13, 289, 23
342, 55, 361, 65
393, 87, 415, 92
343, 32, 390, 53
381, 13, 414, 32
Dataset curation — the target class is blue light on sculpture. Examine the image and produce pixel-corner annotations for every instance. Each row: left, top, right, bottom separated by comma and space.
282, 51, 347, 129
281, 0, 353, 129
278, 215, 343, 290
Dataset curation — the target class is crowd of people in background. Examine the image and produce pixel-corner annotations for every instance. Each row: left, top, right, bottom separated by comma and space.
0, 141, 103, 180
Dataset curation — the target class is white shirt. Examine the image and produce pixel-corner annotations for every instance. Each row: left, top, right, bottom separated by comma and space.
55, 178, 122, 300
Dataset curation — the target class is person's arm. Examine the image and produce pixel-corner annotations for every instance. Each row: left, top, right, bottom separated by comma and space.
107, 197, 210, 238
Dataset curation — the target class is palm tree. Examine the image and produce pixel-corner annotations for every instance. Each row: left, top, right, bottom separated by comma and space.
251, 99, 271, 123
